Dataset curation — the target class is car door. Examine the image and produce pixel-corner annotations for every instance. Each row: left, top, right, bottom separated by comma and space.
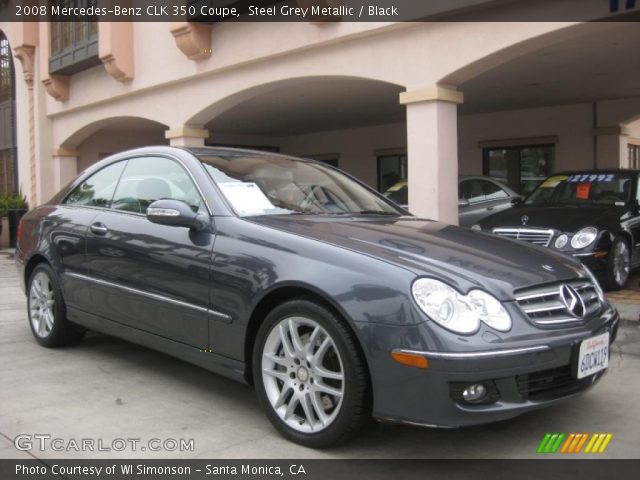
459, 179, 512, 227
84, 155, 215, 348
55, 161, 127, 314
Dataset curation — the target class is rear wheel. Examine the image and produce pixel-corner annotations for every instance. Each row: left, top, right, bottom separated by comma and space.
27, 263, 85, 347
253, 299, 370, 448
604, 237, 630, 291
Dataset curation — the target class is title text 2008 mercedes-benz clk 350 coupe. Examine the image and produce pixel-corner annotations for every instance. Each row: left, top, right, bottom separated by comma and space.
16, 147, 618, 447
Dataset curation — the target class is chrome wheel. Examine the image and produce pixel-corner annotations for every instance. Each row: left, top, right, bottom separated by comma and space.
612, 240, 630, 287
261, 316, 345, 433
29, 271, 56, 338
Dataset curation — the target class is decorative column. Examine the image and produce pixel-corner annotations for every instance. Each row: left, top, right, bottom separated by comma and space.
51, 149, 79, 192
400, 86, 463, 225
165, 127, 209, 147
13, 39, 38, 207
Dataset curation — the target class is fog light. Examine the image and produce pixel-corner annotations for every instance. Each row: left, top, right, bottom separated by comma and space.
462, 384, 487, 403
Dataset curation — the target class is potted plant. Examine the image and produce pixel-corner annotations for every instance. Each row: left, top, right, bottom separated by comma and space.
7, 192, 28, 248
0, 194, 10, 249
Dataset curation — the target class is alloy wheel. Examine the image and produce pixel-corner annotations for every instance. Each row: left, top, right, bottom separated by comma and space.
613, 240, 630, 287
29, 271, 56, 338
261, 316, 345, 433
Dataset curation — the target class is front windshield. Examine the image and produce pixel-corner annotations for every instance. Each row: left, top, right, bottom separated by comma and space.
525, 172, 632, 206
197, 153, 403, 216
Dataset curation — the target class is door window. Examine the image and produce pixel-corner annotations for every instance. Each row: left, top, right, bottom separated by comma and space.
111, 157, 204, 214
459, 179, 509, 204
64, 161, 126, 208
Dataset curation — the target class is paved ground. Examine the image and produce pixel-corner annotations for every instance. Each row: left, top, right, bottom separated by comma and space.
1, 251, 639, 459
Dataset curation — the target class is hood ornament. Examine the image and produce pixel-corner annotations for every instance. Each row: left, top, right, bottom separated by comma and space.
560, 284, 586, 319
521, 215, 529, 226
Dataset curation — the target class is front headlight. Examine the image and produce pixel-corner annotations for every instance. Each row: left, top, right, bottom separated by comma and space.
411, 278, 512, 334
570, 227, 598, 249
554, 234, 568, 249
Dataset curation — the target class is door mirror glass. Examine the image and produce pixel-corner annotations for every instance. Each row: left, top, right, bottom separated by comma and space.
146, 199, 209, 231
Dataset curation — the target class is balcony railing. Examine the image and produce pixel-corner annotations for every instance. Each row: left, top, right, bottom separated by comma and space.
49, 1, 100, 75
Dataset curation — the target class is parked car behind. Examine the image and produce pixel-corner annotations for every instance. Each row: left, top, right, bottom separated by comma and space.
384, 176, 520, 227
476, 170, 640, 290
16, 148, 617, 447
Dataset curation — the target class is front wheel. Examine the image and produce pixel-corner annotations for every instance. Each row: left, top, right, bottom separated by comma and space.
253, 299, 370, 448
27, 263, 85, 347
604, 237, 630, 291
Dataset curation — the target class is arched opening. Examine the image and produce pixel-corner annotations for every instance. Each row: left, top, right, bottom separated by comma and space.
442, 22, 640, 195
189, 76, 404, 190
61, 116, 169, 172
0, 30, 17, 195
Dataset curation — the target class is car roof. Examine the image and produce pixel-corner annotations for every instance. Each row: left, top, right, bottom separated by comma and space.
552, 169, 640, 175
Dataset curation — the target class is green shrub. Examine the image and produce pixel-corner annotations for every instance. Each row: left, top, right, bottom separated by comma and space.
0, 192, 29, 217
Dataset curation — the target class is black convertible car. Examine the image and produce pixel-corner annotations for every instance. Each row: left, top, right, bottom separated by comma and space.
476, 170, 640, 291
15, 147, 618, 447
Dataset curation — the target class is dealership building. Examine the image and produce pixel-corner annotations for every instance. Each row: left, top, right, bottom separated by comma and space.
0, 0, 639, 224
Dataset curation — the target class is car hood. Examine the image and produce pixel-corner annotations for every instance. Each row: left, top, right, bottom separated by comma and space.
250, 215, 587, 300
480, 204, 624, 232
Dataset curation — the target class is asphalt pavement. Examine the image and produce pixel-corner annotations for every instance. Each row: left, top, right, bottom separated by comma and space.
1, 250, 639, 459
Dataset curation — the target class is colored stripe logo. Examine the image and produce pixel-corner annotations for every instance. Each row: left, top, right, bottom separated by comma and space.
537, 433, 613, 454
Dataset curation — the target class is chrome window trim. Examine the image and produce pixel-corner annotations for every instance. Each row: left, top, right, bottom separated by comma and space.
64, 272, 231, 322
392, 345, 550, 359
62, 153, 213, 216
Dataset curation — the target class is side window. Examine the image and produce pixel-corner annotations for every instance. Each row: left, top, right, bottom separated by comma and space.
481, 180, 508, 201
459, 180, 486, 204
64, 161, 126, 208
111, 157, 204, 214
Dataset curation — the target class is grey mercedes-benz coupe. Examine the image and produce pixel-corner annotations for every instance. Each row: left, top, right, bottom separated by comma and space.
15, 146, 618, 447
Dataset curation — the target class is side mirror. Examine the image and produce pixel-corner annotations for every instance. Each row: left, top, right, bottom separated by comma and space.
458, 198, 470, 207
511, 197, 523, 206
146, 199, 209, 231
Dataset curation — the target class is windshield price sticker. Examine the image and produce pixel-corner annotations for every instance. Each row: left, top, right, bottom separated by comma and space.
568, 173, 615, 183
541, 175, 568, 188
218, 182, 275, 215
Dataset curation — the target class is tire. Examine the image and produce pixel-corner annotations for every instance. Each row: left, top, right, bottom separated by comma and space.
252, 298, 370, 448
604, 236, 631, 291
27, 263, 85, 347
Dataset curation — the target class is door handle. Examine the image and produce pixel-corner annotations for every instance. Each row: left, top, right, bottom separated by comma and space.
486, 206, 495, 211
90, 222, 108, 235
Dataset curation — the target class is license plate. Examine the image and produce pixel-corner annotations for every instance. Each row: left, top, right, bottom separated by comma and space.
576, 331, 609, 379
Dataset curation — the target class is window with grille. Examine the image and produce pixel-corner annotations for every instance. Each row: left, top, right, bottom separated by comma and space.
0, 32, 16, 194
49, 1, 100, 75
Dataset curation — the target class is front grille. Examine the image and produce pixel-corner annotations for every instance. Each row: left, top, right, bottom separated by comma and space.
492, 227, 554, 246
516, 365, 597, 401
515, 280, 602, 326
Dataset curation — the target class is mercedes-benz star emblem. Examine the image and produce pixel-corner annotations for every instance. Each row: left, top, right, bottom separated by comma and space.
560, 284, 585, 319
521, 215, 529, 225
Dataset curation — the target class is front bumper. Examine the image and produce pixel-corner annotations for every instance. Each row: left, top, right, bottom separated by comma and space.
367, 306, 619, 428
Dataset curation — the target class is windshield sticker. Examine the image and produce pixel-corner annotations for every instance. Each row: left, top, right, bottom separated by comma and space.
386, 182, 407, 192
218, 182, 275, 215
576, 182, 591, 200
541, 175, 568, 188
567, 173, 615, 183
